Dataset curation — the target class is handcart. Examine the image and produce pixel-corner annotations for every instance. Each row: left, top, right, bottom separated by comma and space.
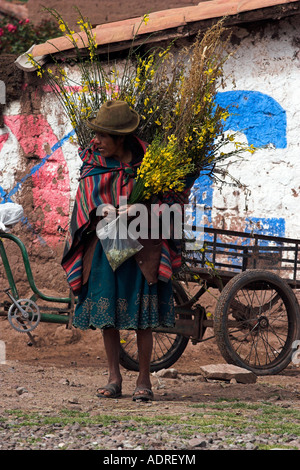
0, 222, 299, 376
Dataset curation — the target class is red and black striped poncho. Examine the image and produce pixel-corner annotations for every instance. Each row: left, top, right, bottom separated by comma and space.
61, 137, 192, 295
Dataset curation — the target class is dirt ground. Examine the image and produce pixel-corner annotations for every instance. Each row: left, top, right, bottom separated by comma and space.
1, 312, 300, 417
0, 226, 296, 416
1, 228, 299, 416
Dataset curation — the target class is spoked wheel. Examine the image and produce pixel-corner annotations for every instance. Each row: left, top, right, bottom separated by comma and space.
214, 270, 300, 375
119, 280, 190, 372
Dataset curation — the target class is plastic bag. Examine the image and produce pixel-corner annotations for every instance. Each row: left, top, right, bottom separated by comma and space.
0, 203, 24, 232
96, 215, 143, 271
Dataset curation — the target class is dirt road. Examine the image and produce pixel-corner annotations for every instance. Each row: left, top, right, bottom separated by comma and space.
1, 318, 300, 414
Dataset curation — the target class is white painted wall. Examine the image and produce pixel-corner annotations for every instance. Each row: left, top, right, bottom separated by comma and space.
0, 16, 299, 248
208, 15, 300, 240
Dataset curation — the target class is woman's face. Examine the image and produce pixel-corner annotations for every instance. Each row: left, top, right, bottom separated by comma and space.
93, 132, 123, 158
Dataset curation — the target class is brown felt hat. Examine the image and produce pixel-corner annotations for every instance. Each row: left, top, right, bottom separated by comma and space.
86, 100, 140, 135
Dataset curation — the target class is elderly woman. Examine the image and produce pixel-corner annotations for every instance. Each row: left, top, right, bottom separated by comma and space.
62, 100, 193, 401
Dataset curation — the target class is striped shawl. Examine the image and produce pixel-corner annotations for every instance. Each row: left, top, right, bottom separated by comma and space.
61, 137, 193, 295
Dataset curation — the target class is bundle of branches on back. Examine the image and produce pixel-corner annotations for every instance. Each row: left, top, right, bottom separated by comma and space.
27, 9, 256, 203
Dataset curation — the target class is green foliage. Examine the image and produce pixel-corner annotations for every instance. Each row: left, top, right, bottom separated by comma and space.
0, 17, 60, 55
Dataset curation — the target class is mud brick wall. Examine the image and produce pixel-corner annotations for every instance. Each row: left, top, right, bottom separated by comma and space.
27, 0, 204, 27
0, 14, 300, 298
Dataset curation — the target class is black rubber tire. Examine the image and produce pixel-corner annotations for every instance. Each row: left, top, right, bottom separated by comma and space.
214, 270, 300, 375
119, 280, 190, 372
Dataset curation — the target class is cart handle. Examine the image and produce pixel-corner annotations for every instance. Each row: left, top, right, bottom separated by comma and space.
0, 231, 72, 304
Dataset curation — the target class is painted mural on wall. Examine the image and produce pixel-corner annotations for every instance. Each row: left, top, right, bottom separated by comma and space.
193, 89, 287, 238
0, 115, 74, 246
0, 16, 299, 251
193, 16, 300, 243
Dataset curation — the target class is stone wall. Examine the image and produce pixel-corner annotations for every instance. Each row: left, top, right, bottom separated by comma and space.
0, 15, 299, 298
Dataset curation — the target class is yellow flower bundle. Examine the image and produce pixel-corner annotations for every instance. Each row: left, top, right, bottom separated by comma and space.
129, 135, 194, 203
28, 8, 256, 203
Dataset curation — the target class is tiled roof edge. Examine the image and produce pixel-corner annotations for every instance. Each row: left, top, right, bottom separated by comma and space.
19, 0, 300, 61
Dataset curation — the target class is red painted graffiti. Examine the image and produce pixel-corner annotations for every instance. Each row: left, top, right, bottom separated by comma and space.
0, 132, 9, 152
4, 115, 70, 247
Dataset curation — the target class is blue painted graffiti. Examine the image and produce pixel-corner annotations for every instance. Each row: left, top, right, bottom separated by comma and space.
215, 90, 287, 148
245, 217, 286, 241
192, 90, 287, 239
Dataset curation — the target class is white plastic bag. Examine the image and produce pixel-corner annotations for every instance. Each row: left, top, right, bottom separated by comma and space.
0, 203, 24, 232
96, 215, 143, 271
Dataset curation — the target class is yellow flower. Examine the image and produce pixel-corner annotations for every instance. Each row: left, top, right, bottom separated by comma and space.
143, 14, 150, 25
79, 22, 89, 31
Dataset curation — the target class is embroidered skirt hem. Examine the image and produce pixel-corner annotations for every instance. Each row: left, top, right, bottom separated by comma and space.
73, 240, 175, 331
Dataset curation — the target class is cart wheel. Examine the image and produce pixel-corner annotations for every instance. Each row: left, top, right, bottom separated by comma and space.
214, 270, 300, 375
119, 280, 190, 372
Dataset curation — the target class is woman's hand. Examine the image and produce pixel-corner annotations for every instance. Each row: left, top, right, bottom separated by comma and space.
118, 204, 132, 216
97, 204, 117, 223
118, 204, 141, 219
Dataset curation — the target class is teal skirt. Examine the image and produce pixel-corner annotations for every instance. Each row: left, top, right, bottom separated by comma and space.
73, 240, 175, 330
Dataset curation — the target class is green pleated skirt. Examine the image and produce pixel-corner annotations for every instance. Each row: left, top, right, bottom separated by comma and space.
73, 240, 175, 330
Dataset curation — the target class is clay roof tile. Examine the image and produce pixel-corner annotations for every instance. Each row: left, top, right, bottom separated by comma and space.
17, 0, 300, 62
